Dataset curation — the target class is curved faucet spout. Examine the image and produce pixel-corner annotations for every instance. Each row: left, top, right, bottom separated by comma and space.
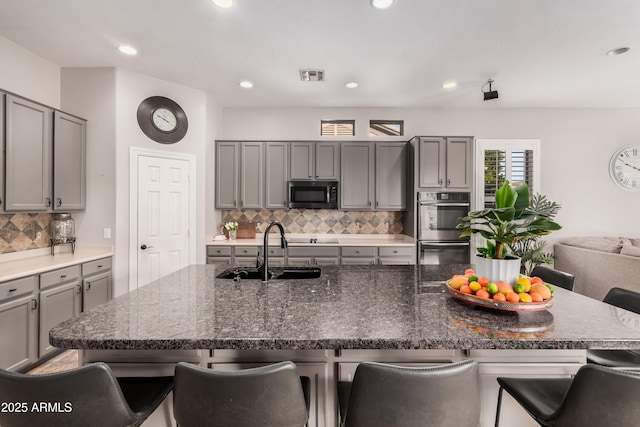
260, 221, 288, 282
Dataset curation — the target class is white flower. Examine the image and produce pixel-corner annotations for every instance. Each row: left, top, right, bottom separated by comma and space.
224, 221, 238, 231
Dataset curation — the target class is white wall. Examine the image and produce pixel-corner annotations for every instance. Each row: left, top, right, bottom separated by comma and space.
0, 35, 60, 107
114, 68, 210, 296
221, 107, 640, 243
60, 68, 117, 250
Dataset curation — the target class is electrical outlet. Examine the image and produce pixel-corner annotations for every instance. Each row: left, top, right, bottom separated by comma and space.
104, 228, 111, 239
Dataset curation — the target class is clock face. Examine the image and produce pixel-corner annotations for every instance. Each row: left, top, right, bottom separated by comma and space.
136, 96, 188, 144
152, 107, 177, 132
609, 145, 640, 191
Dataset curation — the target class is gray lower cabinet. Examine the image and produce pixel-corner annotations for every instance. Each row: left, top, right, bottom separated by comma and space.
207, 246, 232, 266
287, 246, 340, 266
378, 246, 415, 265
4, 94, 53, 211
0, 276, 38, 371
81, 258, 112, 312
340, 247, 376, 265
215, 142, 264, 209
53, 111, 86, 210
265, 142, 288, 209
38, 265, 82, 357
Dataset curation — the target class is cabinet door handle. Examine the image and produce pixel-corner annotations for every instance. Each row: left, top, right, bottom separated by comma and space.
140, 244, 153, 250
8, 288, 17, 292
447, 179, 451, 185
45, 198, 52, 207
97, 265, 103, 268
56, 198, 63, 207
77, 284, 82, 294
86, 283, 91, 291
31, 299, 38, 310
60, 275, 67, 279
368, 201, 371, 207
438, 179, 443, 185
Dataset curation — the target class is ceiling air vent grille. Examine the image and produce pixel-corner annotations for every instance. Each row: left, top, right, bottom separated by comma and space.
300, 69, 325, 81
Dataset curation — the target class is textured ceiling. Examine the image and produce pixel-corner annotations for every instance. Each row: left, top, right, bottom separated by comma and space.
0, 0, 639, 108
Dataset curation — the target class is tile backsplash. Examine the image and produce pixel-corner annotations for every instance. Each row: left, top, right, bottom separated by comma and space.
0, 213, 52, 254
221, 209, 404, 234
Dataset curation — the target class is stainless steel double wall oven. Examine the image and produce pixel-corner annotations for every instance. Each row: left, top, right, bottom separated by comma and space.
418, 191, 471, 264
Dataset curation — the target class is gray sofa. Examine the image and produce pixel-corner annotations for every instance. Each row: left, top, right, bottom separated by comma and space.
554, 237, 640, 300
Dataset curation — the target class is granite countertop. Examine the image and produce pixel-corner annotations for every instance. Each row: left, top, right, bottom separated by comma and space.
50, 264, 640, 351
207, 233, 415, 247
0, 246, 114, 283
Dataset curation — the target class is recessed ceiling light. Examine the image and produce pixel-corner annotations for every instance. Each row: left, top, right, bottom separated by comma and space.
211, 0, 234, 8
442, 81, 457, 89
345, 82, 359, 89
118, 45, 137, 55
239, 81, 253, 89
371, 0, 394, 9
606, 46, 632, 56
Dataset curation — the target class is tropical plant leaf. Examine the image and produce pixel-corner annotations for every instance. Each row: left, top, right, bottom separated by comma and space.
495, 181, 517, 209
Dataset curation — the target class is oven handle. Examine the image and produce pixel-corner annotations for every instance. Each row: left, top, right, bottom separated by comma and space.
419, 202, 470, 207
421, 241, 470, 247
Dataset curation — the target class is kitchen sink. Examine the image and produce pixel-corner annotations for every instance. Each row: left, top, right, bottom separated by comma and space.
216, 266, 322, 280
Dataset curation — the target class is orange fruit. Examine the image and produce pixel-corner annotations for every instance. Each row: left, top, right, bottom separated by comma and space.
530, 284, 551, 300
460, 285, 472, 294
493, 292, 506, 302
519, 293, 533, 303
530, 276, 543, 285
464, 268, 476, 276
530, 293, 544, 302
497, 282, 514, 295
449, 276, 468, 290
506, 292, 520, 303
476, 289, 490, 299
477, 277, 489, 287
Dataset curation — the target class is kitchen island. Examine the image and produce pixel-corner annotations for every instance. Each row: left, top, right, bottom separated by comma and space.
51, 264, 640, 427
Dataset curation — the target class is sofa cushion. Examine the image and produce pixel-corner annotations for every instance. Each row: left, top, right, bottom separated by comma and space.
621, 245, 640, 258
560, 237, 623, 253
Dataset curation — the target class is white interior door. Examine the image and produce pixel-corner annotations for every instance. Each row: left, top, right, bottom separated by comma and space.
137, 155, 190, 287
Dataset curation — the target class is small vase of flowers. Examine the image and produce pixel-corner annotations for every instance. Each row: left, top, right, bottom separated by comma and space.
224, 221, 238, 240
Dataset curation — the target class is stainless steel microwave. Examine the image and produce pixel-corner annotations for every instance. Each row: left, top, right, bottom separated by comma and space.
288, 181, 339, 209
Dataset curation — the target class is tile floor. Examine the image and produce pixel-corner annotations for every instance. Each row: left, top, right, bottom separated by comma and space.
26, 350, 79, 375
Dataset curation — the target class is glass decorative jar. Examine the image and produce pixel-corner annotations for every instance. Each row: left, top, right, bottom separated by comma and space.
51, 214, 76, 255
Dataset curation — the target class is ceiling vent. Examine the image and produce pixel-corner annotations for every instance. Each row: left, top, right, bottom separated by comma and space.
300, 69, 325, 81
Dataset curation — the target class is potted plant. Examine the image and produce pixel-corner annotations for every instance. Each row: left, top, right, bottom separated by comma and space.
456, 181, 561, 284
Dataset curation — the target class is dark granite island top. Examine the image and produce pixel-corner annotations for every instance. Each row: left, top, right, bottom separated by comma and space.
50, 264, 640, 351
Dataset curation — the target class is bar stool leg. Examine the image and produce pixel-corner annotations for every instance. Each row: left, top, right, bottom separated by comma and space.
495, 386, 504, 427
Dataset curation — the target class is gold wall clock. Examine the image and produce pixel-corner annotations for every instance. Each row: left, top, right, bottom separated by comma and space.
609, 144, 640, 191
136, 96, 188, 144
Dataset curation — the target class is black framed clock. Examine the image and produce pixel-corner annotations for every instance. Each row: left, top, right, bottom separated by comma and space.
137, 96, 188, 144
609, 144, 640, 191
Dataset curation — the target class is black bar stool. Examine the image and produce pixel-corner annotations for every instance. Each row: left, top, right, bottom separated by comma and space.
531, 266, 575, 291
495, 364, 640, 426
588, 287, 640, 367
0, 362, 173, 427
173, 360, 308, 427
338, 359, 480, 427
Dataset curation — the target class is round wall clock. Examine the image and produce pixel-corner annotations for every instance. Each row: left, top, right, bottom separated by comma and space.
609, 144, 640, 191
136, 96, 188, 144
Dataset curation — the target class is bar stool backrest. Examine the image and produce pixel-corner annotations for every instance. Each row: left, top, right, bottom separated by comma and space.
531, 266, 575, 291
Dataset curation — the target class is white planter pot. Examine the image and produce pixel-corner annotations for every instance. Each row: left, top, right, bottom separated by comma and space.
473, 254, 521, 285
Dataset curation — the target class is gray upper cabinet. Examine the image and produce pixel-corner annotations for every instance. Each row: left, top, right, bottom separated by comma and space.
375, 143, 407, 210
239, 142, 264, 209
215, 142, 239, 209
265, 142, 288, 209
341, 142, 375, 209
4, 94, 53, 211
290, 142, 339, 181
418, 136, 472, 190
215, 141, 263, 209
53, 111, 86, 210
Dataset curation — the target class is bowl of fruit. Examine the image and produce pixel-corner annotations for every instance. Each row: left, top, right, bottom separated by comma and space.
446, 268, 554, 312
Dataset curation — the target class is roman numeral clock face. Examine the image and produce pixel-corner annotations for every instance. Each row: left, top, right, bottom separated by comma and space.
609, 145, 640, 191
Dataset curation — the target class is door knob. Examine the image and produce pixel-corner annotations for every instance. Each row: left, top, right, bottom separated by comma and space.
140, 244, 153, 250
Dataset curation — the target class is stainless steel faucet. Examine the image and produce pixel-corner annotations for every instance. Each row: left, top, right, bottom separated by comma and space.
259, 220, 288, 282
